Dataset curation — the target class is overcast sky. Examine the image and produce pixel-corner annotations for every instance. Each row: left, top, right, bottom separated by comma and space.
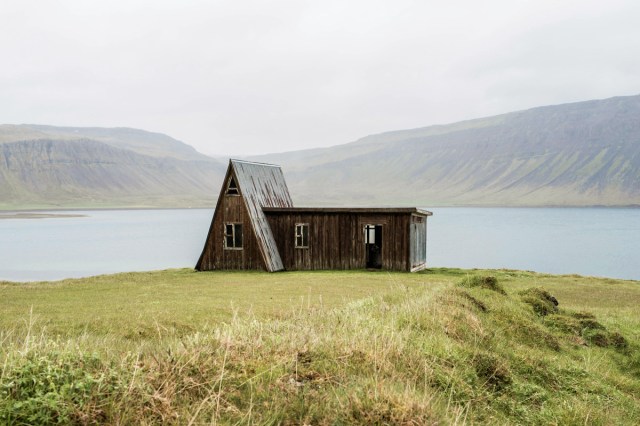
2, 0, 639, 156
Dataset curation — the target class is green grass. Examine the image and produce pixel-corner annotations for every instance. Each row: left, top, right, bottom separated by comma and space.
1, 268, 639, 424
0, 270, 442, 344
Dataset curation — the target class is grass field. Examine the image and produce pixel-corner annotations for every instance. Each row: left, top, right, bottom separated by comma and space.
0, 270, 446, 344
1, 268, 639, 424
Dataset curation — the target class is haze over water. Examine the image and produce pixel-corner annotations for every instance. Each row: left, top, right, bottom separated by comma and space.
1, 208, 638, 282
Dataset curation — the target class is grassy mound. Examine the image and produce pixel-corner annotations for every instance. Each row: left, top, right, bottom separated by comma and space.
1, 269, 639, 424
458, 274, 507, 294
520, 286, 559, 315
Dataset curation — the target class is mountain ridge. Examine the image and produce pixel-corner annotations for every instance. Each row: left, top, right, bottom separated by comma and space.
0, 124, 210, 161
0, 137, 225, 209
248, 94, 640, 206
1, 94, 639, 209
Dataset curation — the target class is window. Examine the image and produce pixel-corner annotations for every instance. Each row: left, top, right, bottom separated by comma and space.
224, 223, 243, 249
364, 224, 377, 245
295, 223, 309, 248
225, 176, 239, 196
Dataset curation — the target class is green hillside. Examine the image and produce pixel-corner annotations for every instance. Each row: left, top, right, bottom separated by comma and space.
0, 124, 209, 161
1, 269, 639, 424
0, 126, 225, 209
251, 95, 640, 206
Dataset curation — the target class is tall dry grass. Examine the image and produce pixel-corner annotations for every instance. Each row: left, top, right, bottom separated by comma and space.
1, 270, 639, 424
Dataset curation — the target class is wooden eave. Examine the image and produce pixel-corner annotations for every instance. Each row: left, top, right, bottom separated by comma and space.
262, 207, 433, 216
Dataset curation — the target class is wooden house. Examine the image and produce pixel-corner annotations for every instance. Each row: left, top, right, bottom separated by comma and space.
196, 159, 432, 272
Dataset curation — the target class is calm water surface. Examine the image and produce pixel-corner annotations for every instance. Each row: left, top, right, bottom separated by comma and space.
0, 208, 638, 282
428, 207, 639, 280
0, 209, 211, 282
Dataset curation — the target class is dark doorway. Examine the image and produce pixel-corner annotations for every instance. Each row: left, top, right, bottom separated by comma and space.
364, 224, 383, 269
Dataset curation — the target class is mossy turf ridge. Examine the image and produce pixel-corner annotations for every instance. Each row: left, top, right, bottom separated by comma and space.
1, 269, 639, 424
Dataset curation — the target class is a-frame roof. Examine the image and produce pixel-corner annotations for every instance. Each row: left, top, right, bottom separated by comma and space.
230, 159, 293, 271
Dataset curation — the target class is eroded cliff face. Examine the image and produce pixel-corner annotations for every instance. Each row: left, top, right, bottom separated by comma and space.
0, 139, 224, 208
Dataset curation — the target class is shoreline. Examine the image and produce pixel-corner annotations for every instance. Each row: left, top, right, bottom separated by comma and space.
0, 206, 214, 213
0, 212, 88, 220
2, 267, 638, 285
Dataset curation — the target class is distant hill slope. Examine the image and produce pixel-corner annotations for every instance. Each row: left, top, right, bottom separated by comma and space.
250, 95, 640, 206
0, 124, 209, 161
0, 128, 225, 209
3, 95, 639, 209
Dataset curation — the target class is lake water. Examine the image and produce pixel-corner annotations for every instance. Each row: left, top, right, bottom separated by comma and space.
0, 208, 638, 282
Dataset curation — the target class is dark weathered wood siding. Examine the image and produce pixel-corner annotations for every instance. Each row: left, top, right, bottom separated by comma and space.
265, 211, 415, 271
197, 185, 266, 270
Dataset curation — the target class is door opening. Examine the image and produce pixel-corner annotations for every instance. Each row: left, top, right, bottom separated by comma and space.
364, 224, 383, 269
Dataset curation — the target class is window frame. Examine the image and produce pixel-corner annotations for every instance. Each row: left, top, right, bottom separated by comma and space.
224, 222, 243, 250
295, 223, 309, 249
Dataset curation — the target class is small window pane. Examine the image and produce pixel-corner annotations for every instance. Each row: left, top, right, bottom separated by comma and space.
226, 177, 239, 195
365, 225, 376, 244
295, 224, 309, 248
225, 223, 242, 249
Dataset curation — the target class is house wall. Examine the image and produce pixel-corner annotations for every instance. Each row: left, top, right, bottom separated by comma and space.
197, 191, 266, 270
409, 215, 428, 271
265, 212, 414, 271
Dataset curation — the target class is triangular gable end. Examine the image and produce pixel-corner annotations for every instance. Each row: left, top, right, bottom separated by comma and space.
195, 163, 241, 270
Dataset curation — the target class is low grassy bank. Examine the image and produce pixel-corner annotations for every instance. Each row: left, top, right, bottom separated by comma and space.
1, 269, 639, 424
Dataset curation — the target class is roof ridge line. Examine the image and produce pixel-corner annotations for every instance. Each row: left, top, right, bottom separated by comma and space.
230, 158, 281, 167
